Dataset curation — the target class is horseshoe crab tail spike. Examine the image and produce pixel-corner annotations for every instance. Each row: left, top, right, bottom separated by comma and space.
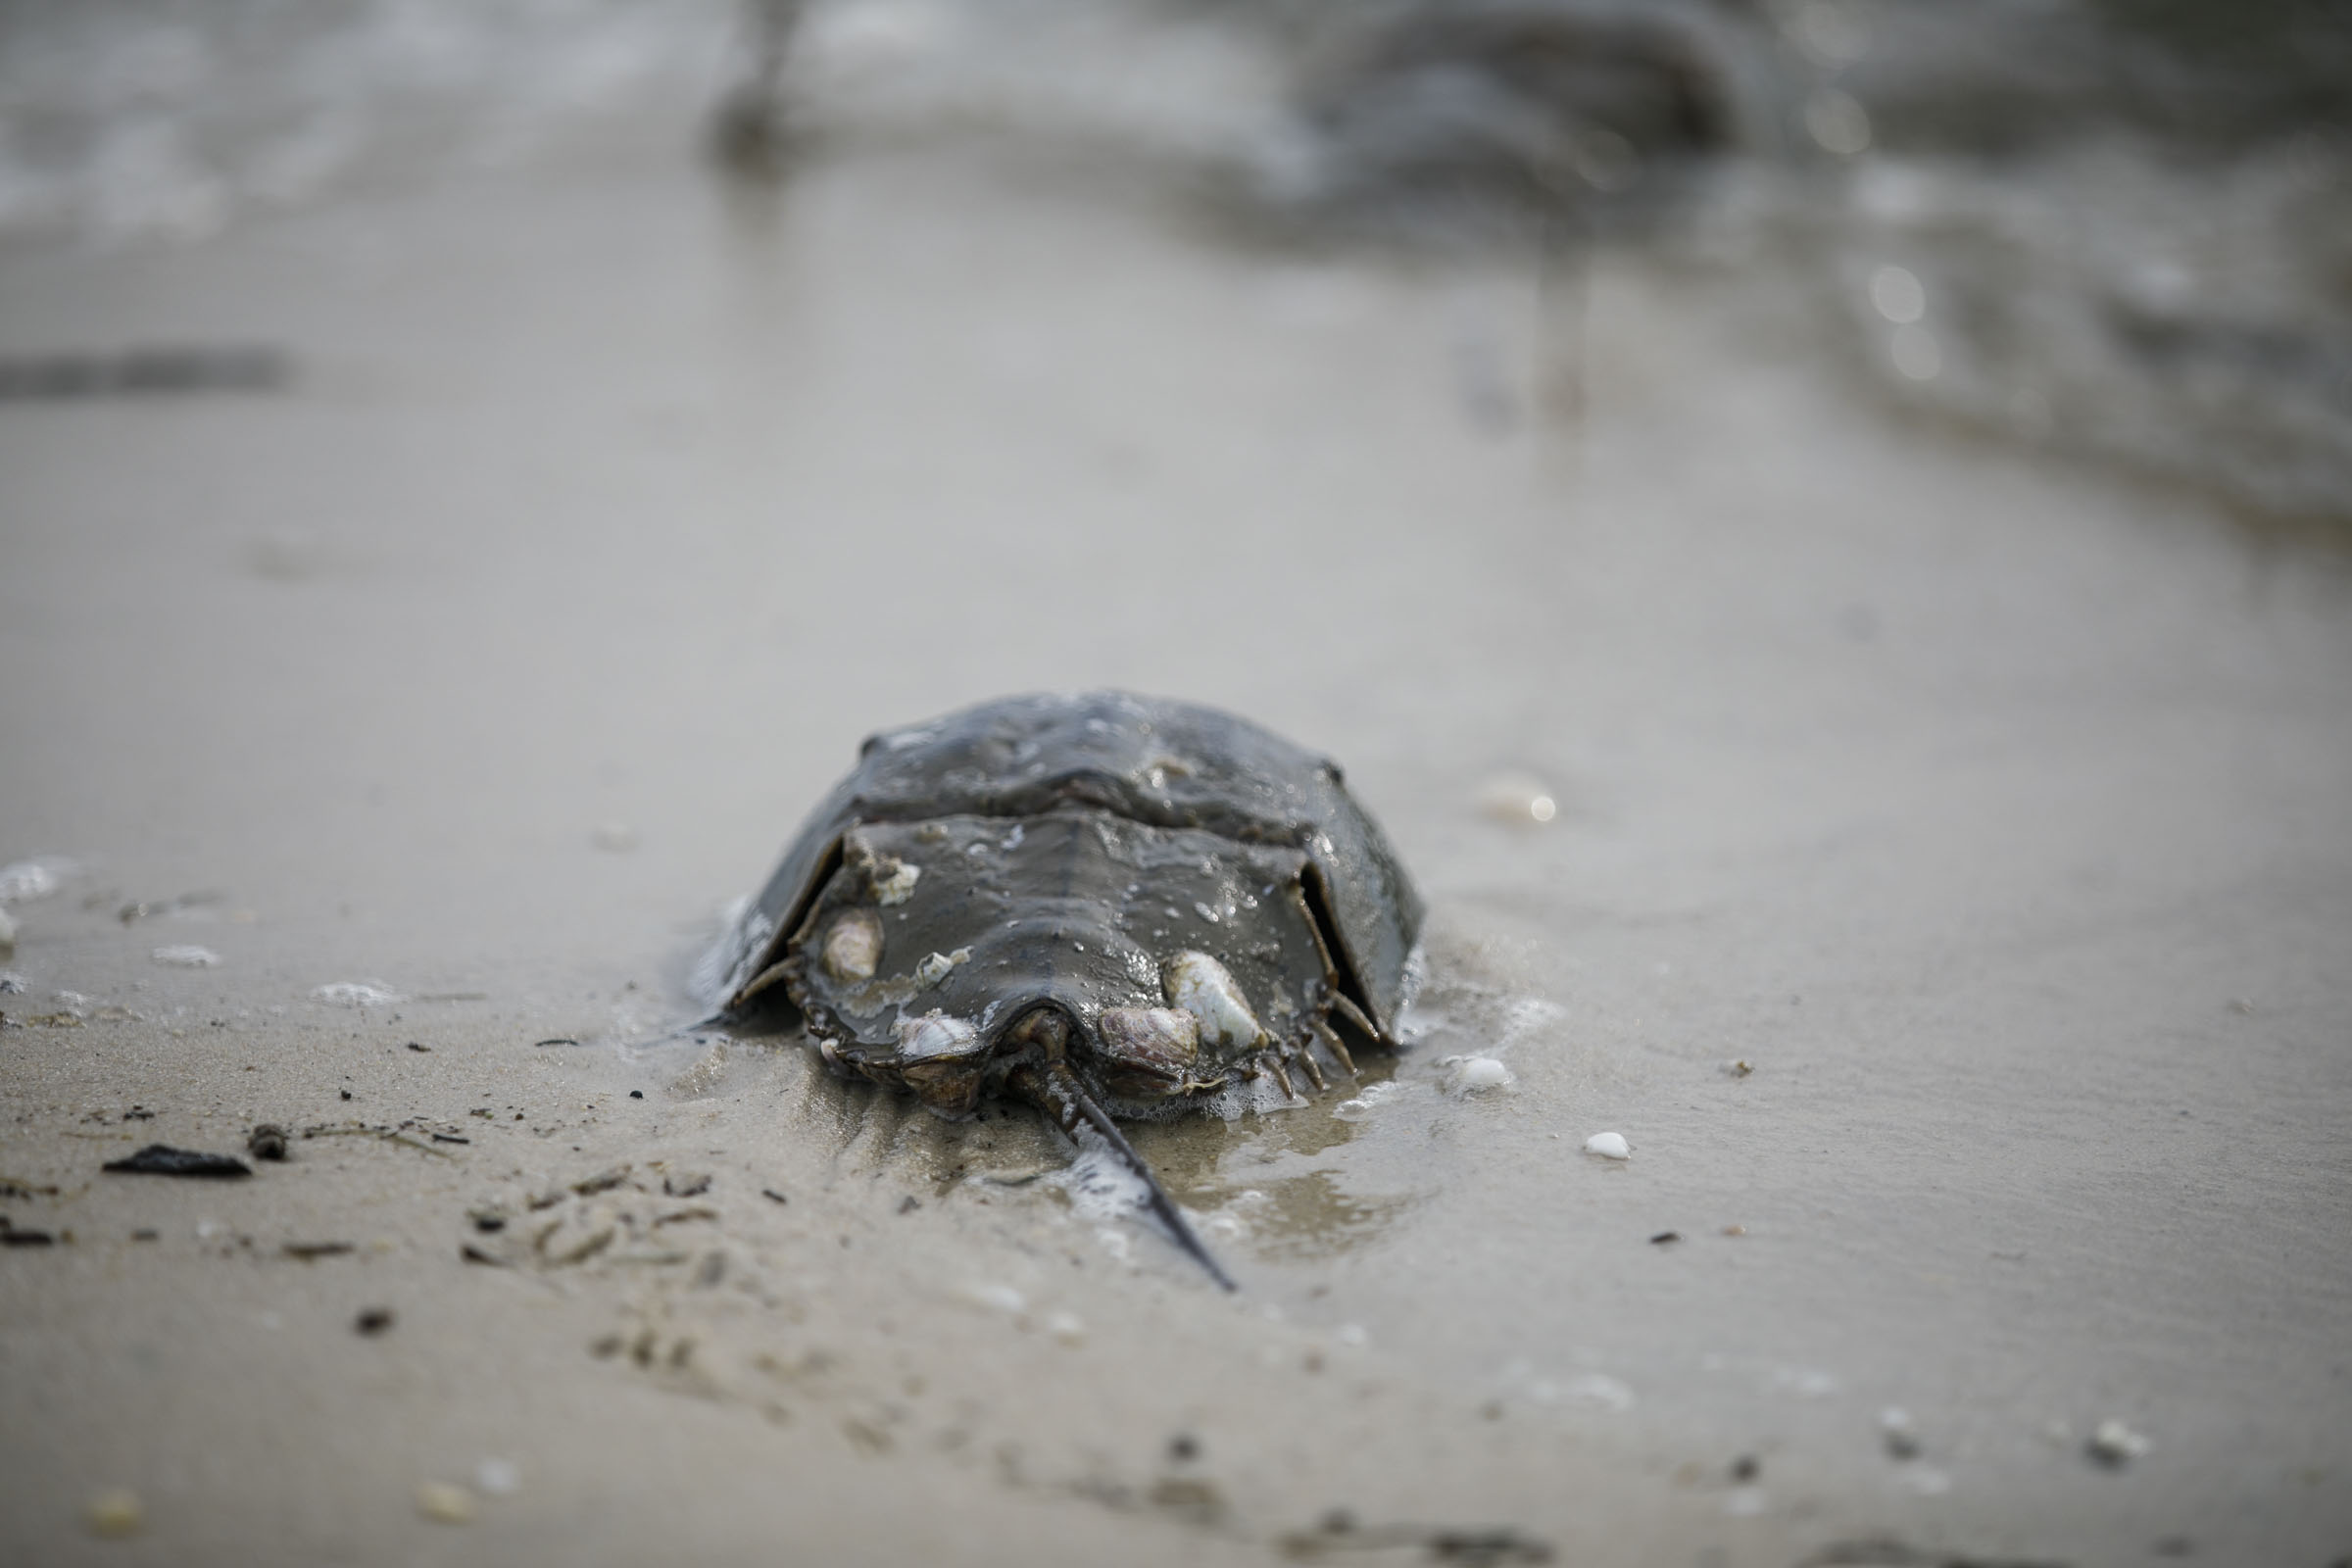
1017, 1064, 1237, 1293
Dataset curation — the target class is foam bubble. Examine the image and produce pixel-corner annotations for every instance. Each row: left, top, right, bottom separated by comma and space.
1439, 1054, 1513, 1096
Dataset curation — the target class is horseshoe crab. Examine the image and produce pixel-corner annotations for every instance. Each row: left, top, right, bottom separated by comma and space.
710, 692, 1425, 1288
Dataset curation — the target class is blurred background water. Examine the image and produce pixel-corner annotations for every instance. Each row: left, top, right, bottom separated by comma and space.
3, 0, 2348, 534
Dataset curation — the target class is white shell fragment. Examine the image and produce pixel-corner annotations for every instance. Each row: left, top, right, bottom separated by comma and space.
1560, 1372, 1636, 1413
2085, 1418, 2151, 1467
0, 858, 72, 903
1584, 1131, 1632, 1159
1439, 1054, 1514, 1095
1162, 951, 1267, 1053
313, 981, 405, 1007
896, 1011, 978, 1060
151, 945, 221, 968
912, 949, 968, 988
822, 907, 884, 982
870, 858, 921, 906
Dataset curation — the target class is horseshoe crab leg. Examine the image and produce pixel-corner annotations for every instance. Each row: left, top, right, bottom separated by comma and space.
1308, 1015, 1358, 1078
1010, 1062, 1237, 1293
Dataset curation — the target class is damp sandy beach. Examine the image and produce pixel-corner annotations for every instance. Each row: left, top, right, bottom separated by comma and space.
3, 5, 2350, 1565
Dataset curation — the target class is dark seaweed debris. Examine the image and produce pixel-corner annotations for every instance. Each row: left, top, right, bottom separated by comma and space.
2, 1216, 57, 1247
103, 1145, 254, 1178
1280, 1513, 1553, 1564
1795, 1538, 2073, 1568
0, 347, 286, 401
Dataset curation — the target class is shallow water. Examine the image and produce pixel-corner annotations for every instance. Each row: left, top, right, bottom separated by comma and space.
3, 4, 2350, 1564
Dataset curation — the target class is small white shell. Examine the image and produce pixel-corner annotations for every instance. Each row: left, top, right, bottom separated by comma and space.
1161, 951, 1266, 1053
151, 945, 221, 968
1583, 1131, 1632, 1159
2086, 1419, 2151, 1466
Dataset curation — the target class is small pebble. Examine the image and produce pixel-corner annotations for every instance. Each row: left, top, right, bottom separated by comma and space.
85, 1487, 143, 1538
1476, 771, 1558, 824
956, 1282, 1026, 1316
1584, 1132, 1632, 1160
1881, 1405, 1922, 1459
152, 945, 221, 968
415, 1482, 476, 1523
2086, 1418, 2151, 1468
1045, 1309, 1087, 1347
355, 1307, 395, 1336
247, 1124, 288, 1161
1650, 1231, 1682, 1246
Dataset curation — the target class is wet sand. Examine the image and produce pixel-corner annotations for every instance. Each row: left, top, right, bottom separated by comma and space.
3, 104, 2350, 1567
